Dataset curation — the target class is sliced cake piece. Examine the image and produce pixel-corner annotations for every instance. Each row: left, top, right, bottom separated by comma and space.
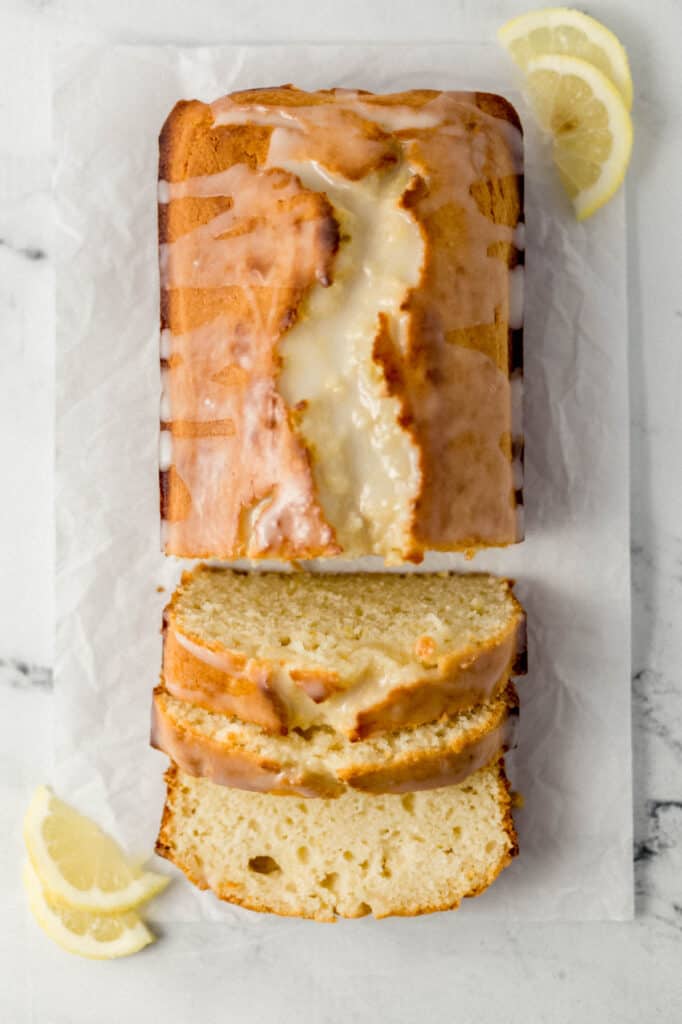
151, 683, 517, 797
156, 760, 517, 920
163, 566, 526, 738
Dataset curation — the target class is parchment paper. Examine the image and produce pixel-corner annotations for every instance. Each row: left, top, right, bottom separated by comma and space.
54, 42, 633, 922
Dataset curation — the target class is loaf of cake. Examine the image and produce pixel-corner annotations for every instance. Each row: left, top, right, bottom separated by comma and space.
161, 566, 526, 739
151, 682, 517, 797
158, 86, 524, 561
156, 761, 517, 919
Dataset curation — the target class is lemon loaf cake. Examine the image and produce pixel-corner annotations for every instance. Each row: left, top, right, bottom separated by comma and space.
162, 567, 526, 739
158, 86, 524, 561
151, 682, 517, 797
156, 760, 517, 919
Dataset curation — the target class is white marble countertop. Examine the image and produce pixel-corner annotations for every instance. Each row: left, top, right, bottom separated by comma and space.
1, 0, 681, 1019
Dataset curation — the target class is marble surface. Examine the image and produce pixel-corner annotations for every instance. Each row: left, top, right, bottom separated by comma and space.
1, 0, 681, 1019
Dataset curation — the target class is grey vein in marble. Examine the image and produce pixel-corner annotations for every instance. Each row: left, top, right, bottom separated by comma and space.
0, 659, 52, 690
0, 237, 46, 261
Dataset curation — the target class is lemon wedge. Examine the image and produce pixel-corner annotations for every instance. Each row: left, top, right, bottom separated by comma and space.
524, 54, 633, 220
24, 785, 169, 913
498, 7, 632, 109
23, 860, 154, 959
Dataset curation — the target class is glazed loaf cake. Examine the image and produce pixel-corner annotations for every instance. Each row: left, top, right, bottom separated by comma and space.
162, 566, 526, 739
158, 86, 524, 561
151, 682, 517, 797
156, 761, 517, 920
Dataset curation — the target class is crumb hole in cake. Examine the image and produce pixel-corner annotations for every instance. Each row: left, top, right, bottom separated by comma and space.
485, 840, 498, 854
247, 819, 258, 831
359, 859, 369, 871
357, 902, 372, 916
400, 794, 415, 814
279, 636, 291, 646
297, 846, 309, 864
452, 826, 462, 839
380, 854, 392, 879
343, 850, 353, 861
248, 855, 281, 876
320, 872, 339, 893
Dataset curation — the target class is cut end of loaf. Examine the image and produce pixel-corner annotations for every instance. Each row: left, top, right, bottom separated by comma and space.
156, 760, 517, 920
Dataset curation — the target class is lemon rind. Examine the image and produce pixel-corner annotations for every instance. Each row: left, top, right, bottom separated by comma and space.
23, 861, 154, 960
525, 53, 633, 220
23, 785, 169, 914
498, 6, 633, 110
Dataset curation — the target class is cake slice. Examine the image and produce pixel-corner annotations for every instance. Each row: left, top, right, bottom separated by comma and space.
159, 86, 524, 562
151, 683, 517, 797
155, 760, 517, 920
163, 566, 526, 738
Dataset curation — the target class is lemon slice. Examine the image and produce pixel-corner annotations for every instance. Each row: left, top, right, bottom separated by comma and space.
498, 7, 632, 109
24, 786, 169, 913
524, 54, 633, 220
23, 861, 154, 959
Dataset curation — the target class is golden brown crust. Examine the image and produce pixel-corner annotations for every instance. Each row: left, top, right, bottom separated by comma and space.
162, 571, 525, 738
344, 688, 518, 793
352, 613, 525, 739
155, 760, 518, 920
159, 86, 523, 560
162, 624, 289, 734
159, 97, 341, 559
159, 100, 273, 182
216, 86, 401, 180
400, 116, 522, 551
151, 686, 344, 797
151, 684, 517, 797
474, 92, 523, 132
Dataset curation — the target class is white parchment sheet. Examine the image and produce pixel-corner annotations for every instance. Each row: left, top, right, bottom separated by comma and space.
54, 43, 632, 922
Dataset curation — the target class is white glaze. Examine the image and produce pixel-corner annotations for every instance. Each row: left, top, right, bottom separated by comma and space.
160, 367, 172, 421
276, 158, 423, 560
160, 328, 173, 359
513, 221, 526, 250
159, 429, 173, 472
